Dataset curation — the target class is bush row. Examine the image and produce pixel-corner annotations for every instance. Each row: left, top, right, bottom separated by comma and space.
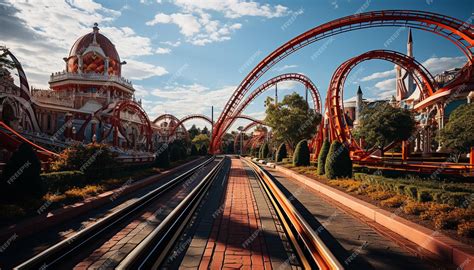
355, 173, 472, 208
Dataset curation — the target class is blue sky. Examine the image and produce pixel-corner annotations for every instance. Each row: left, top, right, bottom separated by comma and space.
1, 0, 473, 130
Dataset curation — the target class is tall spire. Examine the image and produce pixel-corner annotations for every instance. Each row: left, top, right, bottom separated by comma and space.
408, 28, 413, 44
357, 85, 363, 95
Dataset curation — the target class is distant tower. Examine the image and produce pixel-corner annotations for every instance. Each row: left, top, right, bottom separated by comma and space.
395, 28, 416, 101
406, 29, 416, 97
355, 85, 363, 125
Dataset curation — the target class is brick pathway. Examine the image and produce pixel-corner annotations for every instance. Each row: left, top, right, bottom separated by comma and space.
198, 159, 271, 270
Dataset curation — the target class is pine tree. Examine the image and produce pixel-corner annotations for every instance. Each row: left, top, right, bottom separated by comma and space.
317, 139, 330, 175
325, 141, 352, 179
276, 143, 287, 162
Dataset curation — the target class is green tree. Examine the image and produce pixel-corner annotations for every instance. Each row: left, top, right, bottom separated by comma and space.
188, 124, 200, 140
0, 50, 16, 70
293, 140, 310, 166
325, 141, 352, 179
201, 126, 210, 135
439, 103, 474, 154
225, 142, 234, 154
265, 92, 322, 150
355, 103, 415, 157
1, 143, 42, 201
275, 143, 287, 162
317, 139, 330, 175
192, 134, 210, 150
190, 144, 198, 156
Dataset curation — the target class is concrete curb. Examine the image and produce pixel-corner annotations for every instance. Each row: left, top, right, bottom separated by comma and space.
0, 158, 204, 242
273, 164, 474, 269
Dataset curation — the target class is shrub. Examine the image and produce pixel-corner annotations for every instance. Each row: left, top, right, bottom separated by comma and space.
64, 185, 104, 199
293, 140, 310, 167
0, 143, 43, 201
325, 141, 352, 179
260, 143, 270, 159
199, 145, 208, 156
443, 192, 471, 208
154, 144, 170, 168
275, 143, 287, 162
368, 191, 393, 201
190, 144, 198, 156
42, 171, 86, 192
458, 221, 474, 238
403, 201, 427, 215
50, 143, 118, 178
317, 139, 330, 175
434, 213, 460, 230
419, 204, 453, 220
381, 195, 406, 208
404, 185, 418, 200
417, 189, 433, 202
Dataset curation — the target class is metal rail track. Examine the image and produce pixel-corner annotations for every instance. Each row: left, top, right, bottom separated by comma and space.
14, 156, 216, 270
116, 156, 228, 270
242, 158, 345, 270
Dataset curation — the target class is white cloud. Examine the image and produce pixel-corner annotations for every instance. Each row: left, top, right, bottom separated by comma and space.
171, 0, 290, 19
123, 59, 168, 80
147, 0, 292, 45
147, 11, 243, 46
149, 83, 235, 118
421, 56, 466, 75
273, 64, 298, 72
160, 40, 182, 47
147, 13, 201, 36
360, 70, 395, 82
155, 47, 172, 54
277, 80, 300, 90
373, 78, 396, 99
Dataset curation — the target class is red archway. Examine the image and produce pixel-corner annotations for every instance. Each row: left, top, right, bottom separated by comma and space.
216, 73, 322, 152
327, 50, 436, 151
211, 10, 474, 153
100, 100, 152, 149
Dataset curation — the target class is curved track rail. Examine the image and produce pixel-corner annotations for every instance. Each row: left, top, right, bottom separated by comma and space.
14, 157, 216, 269
117, 157, 228, 269
243, 158, 344, 269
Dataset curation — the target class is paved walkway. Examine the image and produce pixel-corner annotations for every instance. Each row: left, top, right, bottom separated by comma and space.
181, 158, 295, 270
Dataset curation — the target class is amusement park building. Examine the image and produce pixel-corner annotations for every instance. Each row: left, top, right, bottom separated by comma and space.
0, 24, 185, 162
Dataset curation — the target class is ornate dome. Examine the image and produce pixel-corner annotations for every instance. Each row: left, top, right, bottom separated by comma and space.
66, 23, 121, 76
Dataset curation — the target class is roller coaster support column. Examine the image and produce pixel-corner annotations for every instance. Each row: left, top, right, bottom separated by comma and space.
470, 147, 474, 167
402, 141, 409, 162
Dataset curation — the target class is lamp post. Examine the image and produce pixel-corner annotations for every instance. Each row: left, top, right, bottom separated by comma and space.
237, 126, 244, 155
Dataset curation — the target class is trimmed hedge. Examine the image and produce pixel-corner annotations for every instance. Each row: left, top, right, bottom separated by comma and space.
317, 139, 330, 175
275, 143, 287, 162
260, 143, 270, 159
354, 173, 473, 207
325, 141, 352, 179
293, 140, 310, 166
42, 171, 86, 192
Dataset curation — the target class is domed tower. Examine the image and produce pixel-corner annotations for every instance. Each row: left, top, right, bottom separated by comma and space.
49, 23, 134, 109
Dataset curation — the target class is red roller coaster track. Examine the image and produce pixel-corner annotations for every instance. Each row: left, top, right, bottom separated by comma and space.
211, 10, 474, 153
327, 50, 436, 149
215, 73, 323, 152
